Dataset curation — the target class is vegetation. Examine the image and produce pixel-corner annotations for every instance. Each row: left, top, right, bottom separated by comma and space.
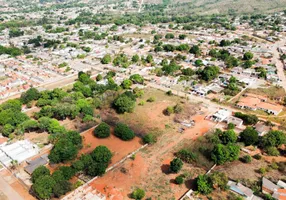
114, 123, 135, 141
94, 122, 110, 138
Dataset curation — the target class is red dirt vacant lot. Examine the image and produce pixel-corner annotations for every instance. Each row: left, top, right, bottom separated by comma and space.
80, 127, 143, 166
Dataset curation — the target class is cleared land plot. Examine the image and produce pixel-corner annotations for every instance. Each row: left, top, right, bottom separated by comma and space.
80, 127, 143, 166
94, 88, 216, 199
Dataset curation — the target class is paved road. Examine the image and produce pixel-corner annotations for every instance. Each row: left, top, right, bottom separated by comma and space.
0, 175, 24, 200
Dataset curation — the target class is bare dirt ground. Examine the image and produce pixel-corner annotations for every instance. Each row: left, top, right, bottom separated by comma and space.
80, 128, 142, 166
89, 88, 216, 199
0, 169, 35, 200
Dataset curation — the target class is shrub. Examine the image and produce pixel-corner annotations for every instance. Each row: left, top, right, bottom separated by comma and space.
259, 167, 266, 175
175, 175, 184, 184
176, 149, 197, 163
253, 154, 262, 160
266, 147, 280, 156
147, 97, 155, 102
241, 155, 252, 163
94, 122, 110, 138
170, 158, 183, 173
114, 123, 135, 141
131, 188, 145, 200
143, 133, 157, 144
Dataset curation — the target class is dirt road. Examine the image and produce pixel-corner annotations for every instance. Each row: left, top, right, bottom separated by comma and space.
0, 174, 24, 200
272, 40, 286, 91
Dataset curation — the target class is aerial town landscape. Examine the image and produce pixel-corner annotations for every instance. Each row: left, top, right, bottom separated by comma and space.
0, 0, 286, 199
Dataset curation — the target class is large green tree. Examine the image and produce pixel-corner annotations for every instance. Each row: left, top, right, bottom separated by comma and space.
114, 123, 135, 141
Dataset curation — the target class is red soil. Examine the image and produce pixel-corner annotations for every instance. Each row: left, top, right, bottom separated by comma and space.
89, 153, 147, 200
80, 128, 142, 166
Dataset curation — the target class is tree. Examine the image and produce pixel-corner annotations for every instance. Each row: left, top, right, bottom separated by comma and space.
96, 74, 103, 81
131, 188, 145, 200
234, 112, 258, 125
132, 54, 140, 63
262, 130, 286, 148
209, 172, 228, 190
32, 166, 50, 183
146, 54, 153, 63
20, 120, 39, 132
211, 144, 240, 165
114, 123, 135, 141
87, 161, 108, 176
189, 45, 201, 56
53, 180, 72, 198
266, 147, 280, 156
170, 158, 183, 173
175, 175, 184, 184
78, 72, 91, 85
91, 145, 112, 164
113, 94, 136, 113
66, 131, 82, 149
59, 166, 76, 180
179, 34, 186, 40
48, 138, 78, 163
71, 160, 85, 172
0, 99, 22, 111
129, 74, 144, 84
243, 52, 254, 60
94, 122, 110, 138
101, 54, 112, 64
38, 117, 52, 131
2, 124, 14, 137
165, 33, 174, 39
240, 127, 258, 146
199, 66, 220, 82
32, 175, 56, 200
219, 129, 237, 144
20, 88, 40, 104
51, 170, 65, 183
195, 174, 213, 195
122, 79, 133, 89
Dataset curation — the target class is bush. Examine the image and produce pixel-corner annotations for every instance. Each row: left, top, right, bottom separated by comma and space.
175, 175, 184, 184
176, 149, 197, 163
170, 158, 183, 173
253, 154, 262, 160
147, 97, 155, 102
94, 122, 110, 138
131, 188, 145, 200
114, 123, 135, 141
259, 167, 267, 175
266, 147, 280, 156
143, 133, 157, 144
241, 155, 252, 163
164, 106, 174, 116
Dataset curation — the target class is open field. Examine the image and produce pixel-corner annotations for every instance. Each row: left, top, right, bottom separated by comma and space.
89, 88, 216, 199
144, 0, 286, 14
80, 127, 143, 166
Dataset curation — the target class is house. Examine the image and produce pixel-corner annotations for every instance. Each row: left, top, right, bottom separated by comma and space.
228, 180, 263, 200
277, 180, 286, 189
211, 109, 232, 122
24, 154, 49, 175
255, 123, 271, 136
262, 177, 280, 194
272, 189, 286, 200
227, 116, 243, 127
237, 94, 283, 115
